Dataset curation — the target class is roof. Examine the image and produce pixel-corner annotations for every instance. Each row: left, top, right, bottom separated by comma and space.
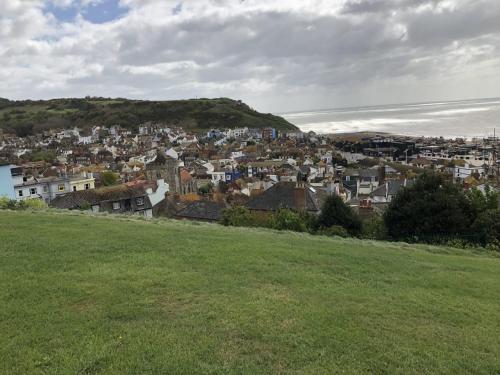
51, 184, 151, 210
175, 201, 225, 221
370, 179, 415, 197
246, 182, 319, 212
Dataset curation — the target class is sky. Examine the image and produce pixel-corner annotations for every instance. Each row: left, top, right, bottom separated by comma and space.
1, 0, 500, 113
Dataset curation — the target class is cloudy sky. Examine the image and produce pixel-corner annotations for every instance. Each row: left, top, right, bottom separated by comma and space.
1, 0, 500, 112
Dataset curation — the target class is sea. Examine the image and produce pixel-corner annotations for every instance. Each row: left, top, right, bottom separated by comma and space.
280, 97, 500, 139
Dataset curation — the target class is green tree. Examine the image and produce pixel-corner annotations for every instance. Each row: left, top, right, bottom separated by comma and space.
101, 171, 119, 186
316, 195, 362, 235
384, 171, 473, 241
471, 209, 500, 247
270, 209, 307, 232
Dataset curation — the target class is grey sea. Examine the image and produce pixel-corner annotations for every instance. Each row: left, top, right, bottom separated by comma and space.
281, 98, 500, 139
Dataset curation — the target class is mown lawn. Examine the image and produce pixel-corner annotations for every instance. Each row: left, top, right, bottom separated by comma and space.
1, 210, 500, 374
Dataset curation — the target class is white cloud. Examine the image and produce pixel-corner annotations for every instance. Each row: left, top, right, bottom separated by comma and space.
0, 0, 499, 112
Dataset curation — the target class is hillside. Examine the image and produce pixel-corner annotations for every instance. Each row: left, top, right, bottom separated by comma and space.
0, 97, 297, 136
1, 210, 500, 374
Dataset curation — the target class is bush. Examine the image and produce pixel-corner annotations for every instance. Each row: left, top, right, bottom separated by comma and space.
316, 195, 362, 235
220, 206, 269, 228
0, 197, 47, 210
472, 209, 500, 247
101, 171, 119, 186
24, 199, 48, 210
270, 209, 307, 232
362, 216, 387, 240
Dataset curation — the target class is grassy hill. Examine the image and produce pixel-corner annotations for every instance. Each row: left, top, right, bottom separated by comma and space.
1, 210, 500, 374
0, 97, 297, 136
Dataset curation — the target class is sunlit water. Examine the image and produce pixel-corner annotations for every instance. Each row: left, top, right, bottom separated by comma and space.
281, 98, 500, 139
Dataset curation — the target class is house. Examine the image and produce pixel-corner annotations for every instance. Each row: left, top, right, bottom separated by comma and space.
370, 179, 414, 203
174, 200, 226, 222
51, 184, 155, 218
0, 163, 19, 199
70, 173, 96, 192
15, 176, 71, 202
246, 181, 320, 213
454, 164, 486, 181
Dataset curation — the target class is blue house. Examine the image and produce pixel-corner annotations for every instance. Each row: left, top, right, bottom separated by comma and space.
0, 164, 17, 199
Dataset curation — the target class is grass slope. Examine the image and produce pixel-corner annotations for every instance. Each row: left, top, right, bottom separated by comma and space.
0, 97, 297, 136
1, 211, 500, 374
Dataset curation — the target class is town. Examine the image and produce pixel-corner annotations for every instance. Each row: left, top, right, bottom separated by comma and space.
1, 122, 499, 222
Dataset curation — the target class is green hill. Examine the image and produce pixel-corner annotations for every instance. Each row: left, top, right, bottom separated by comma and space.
0, 97, 297, 136
1, 210, 500, 374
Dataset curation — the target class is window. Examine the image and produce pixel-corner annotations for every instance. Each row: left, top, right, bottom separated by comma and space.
30, 188, 37, 195
18, 190, 23, 197
73, 186, 77, 192
84, 183, 90, 190
58, 184, 65, 192
43, 186, 48, 193
112, 202, 121, 210
136, 197, 144, 206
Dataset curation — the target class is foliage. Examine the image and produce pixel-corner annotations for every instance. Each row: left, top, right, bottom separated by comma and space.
316, 195, 362, 235
220, 206, 269, 228
198, 183, 214, 195
0, 97, 297, 136
465, 186, 499, 216
384, 171, 473, 241
361, 216, 388, 240
471, 209, 500, 246
0, 197, 47, 210
100, 171, 119, 186
269, 209, 307, 232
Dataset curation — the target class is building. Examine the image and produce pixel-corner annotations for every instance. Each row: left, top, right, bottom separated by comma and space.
145, 152, 180, 193
0, 163, 20, 199
50, 184, 155, 218
246, 181, 320, 214
70, 173, 96, 192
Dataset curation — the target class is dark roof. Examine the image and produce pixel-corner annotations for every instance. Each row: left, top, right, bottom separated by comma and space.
175, 201, 225, 221
51, 184, 151, 210
370, 179, 415, 197
246, 182, 319, 212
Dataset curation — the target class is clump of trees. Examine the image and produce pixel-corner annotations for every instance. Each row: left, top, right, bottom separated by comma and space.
384, 171, 499, 249
221, 195, 365, 238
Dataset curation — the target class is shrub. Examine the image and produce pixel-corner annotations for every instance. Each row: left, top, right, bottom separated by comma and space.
220, 206, 269, 228
471, 209, 500, 246
101, 171, 119, 186
270, 209, 307, 232
316, 195, 362, 235
362, 216, 387, 240
24, 199, 48, 210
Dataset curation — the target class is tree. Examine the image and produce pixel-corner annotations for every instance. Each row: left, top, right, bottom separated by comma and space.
384, 171, 473, 241
101, 171, 119, 186
270, 209, 307, 232
316, 195, 362, 235
471, 209, 500, 246
465, 186, 499, 216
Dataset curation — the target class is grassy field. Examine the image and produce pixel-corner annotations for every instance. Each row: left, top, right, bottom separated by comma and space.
1, 210, 500, 374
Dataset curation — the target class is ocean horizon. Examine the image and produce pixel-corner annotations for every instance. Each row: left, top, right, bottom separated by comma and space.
281, 97, 500, 139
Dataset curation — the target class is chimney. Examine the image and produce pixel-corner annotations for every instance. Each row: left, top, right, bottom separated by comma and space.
294, 185, 307, 211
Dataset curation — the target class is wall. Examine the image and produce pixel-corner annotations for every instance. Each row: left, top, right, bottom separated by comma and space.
0, 165, 15, 199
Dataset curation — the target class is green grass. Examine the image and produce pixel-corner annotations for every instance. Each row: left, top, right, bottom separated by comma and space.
1, 210, 500, 374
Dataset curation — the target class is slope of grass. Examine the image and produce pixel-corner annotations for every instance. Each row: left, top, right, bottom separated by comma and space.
0, 97, 297, 136
1, 210, 500, 374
